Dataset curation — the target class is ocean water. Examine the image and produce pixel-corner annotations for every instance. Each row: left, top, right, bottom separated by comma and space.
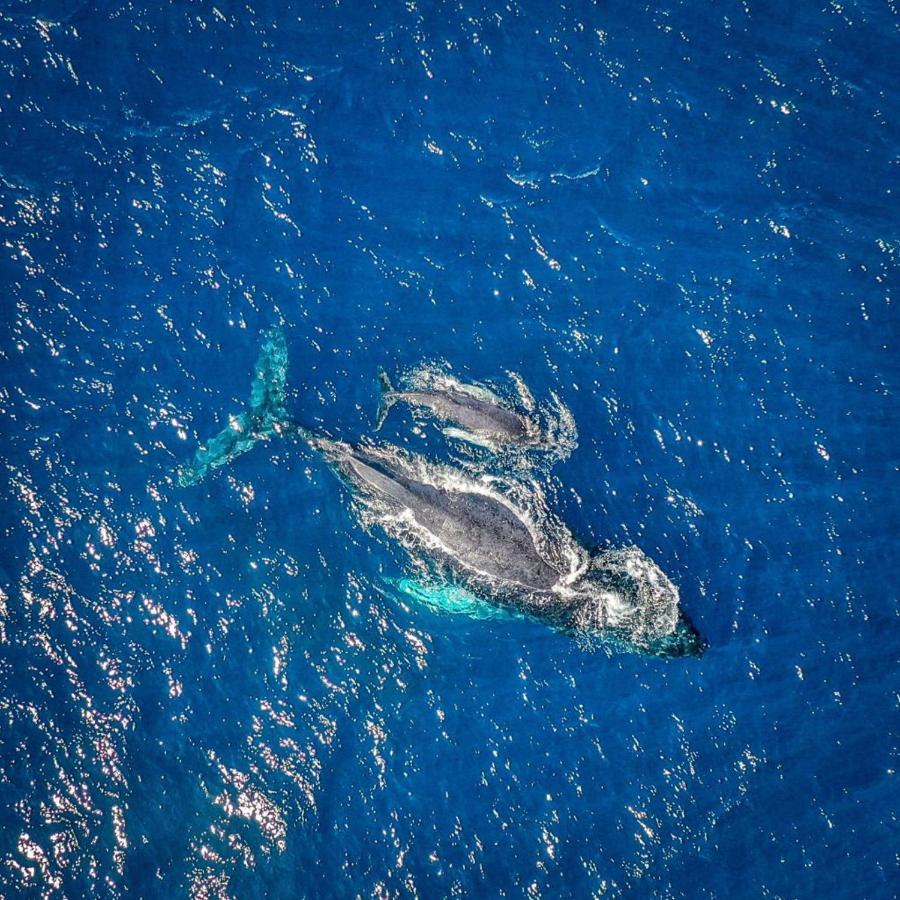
1, 0, 898, 896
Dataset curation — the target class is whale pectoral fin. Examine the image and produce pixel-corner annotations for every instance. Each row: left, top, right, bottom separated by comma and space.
441, 426, 493, 449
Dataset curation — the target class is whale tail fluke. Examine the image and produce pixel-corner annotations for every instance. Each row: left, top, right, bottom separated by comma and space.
375, 367, 398, 431
178, 326, 291, 487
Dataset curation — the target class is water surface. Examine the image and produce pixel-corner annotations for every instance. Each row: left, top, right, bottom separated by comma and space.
1, 1, 897, 897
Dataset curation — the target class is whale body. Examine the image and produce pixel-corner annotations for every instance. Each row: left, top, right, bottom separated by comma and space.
376, 368, 539, 449
307, 433, 560, 592
296, 428, 705, 656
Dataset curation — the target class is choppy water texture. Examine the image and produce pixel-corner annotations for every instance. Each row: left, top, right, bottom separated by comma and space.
1, 1, 898, 897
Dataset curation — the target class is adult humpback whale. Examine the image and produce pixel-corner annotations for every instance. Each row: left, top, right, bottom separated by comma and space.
180, 329, 704, 657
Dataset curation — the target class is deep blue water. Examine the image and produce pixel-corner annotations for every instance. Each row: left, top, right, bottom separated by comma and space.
1, 1, 898, 896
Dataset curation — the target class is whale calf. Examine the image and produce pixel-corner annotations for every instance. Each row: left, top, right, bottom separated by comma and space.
376, 368, 541, 450
180, 329, 704, 657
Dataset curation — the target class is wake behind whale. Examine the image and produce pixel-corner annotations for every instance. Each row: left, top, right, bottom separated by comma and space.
179, 328, 704, 657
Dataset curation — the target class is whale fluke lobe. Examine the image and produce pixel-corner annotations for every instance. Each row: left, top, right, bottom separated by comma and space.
249, 326, 288, 426
177, 326, 289, 487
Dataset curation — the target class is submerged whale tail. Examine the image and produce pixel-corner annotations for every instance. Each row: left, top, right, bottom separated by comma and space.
178, 327, 291, 486
375, 367, 398, 431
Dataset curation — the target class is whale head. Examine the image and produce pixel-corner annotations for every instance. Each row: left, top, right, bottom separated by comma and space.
565, 547, 705, 657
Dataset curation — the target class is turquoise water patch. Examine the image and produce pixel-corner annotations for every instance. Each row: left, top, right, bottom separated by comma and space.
387, 577, 522, 623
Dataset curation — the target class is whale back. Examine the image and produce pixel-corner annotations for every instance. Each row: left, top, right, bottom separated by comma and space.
401, 388, 528, 441
334, 444, 562, 592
